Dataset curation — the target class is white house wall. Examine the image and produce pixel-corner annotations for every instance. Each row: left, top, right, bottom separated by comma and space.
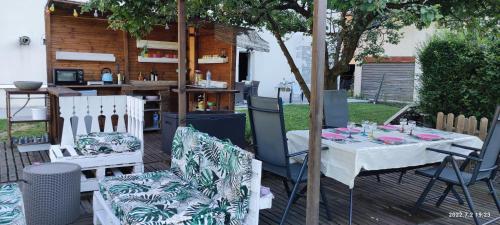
0, 0, 47, 117
252, 30, 312, 98
353, 25, 436, 100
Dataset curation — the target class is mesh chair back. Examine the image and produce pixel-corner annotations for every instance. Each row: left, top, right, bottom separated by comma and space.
472, 106, 500, 181
248, 96, 288, 168
234, 82, 245, 104
251, 81, 260, 96
324, 90, 349, 128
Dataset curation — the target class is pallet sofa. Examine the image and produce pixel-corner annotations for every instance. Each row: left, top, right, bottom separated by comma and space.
93, 126, 272, 225
49, 96, 144, 192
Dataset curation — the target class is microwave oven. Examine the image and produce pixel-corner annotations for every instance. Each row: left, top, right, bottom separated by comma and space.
54, 69, 84, 85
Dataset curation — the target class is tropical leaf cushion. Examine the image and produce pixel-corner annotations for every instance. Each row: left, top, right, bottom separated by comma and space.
171, 127, 254, 224
99, 127, 255, 225
75, 132, 141, 155
0, 183, 26, 225
99, 170, 227, 225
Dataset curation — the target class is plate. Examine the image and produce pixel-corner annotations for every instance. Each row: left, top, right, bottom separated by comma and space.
322, 132, 346, 140
335, 127, 361, 134
377, 136, 404, 145
378, 125, 399, 131
415, 133, 442, 141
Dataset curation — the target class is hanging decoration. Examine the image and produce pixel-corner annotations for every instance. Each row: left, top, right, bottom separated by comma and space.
49, 3, 55, 12
73, 9, 78, 17
94, 10, 99, 18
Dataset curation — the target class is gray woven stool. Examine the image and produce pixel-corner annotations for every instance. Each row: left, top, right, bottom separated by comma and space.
22, 162, 81, 225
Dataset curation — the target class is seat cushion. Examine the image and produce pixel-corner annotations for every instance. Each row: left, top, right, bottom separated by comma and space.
99, 170, 228, 225
170, 127, 254, 224
0, 183, 26, 225
75, 132, 140, 155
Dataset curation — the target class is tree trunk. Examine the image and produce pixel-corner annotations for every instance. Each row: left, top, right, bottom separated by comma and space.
266, 14, 311, 102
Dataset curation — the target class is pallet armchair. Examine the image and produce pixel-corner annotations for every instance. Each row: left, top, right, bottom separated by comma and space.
49, 95, 144, 192
92, 127, 272, 225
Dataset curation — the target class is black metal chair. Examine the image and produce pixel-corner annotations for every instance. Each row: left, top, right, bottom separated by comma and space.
250, 80, 260, 96
234, 82, 245, 105
413, 106, 500, 225
247, 96, 332, 225
323, 90, 349, 128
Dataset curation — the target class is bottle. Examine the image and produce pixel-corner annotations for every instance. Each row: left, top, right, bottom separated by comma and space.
206, 70, 212, 87
153, 112, 159, 128
117, 73, 122, 85
138, 72, 143, 81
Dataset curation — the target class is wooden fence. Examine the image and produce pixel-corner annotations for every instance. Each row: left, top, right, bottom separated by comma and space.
435, 112, 489, 140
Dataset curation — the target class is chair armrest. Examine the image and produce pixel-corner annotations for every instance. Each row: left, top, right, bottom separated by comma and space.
451, 143, 481, 152
426, 147, 482, 161
287, 146, 328, 158
287, 150, 308, 158
479, 165, 498, 172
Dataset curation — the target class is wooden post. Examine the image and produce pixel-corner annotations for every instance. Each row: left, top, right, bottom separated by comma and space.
177, 0, 187, 126
306, 0, 326, 224
122, 31, 130, 83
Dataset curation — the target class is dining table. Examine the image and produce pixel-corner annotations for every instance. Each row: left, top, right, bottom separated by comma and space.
286, 125, 484, 224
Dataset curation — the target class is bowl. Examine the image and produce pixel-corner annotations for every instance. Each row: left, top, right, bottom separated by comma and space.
14, 81, 43, 90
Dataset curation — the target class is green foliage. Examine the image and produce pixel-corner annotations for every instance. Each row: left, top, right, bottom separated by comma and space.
417, 33, 500, 121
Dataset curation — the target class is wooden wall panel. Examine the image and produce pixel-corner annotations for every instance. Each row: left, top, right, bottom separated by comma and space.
47, 9, 236, 110
197, 26, 235, 110
128, 25, 179, 81
50, 14, 125, 82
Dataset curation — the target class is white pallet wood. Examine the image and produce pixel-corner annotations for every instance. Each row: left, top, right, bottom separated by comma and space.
92, 159, 271, 225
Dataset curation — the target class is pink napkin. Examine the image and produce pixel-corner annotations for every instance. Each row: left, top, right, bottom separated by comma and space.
377, 136, 404, 145
378, 124, 399, 131
322, 132, 346, 140
415, 133, 442, 141
335, 127, 361, 134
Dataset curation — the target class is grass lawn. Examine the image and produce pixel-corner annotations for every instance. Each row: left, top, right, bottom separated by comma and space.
0, 120, 47, 142
240, 103, 402, 140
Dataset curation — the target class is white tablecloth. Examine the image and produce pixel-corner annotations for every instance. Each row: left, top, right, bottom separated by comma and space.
287, 127, 483, 188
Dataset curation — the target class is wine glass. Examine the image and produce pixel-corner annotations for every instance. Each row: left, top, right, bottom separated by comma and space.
399, 118, 408, 133
361, 120, 369, 136
347, 121, 355, 138
408, 120, 417, 135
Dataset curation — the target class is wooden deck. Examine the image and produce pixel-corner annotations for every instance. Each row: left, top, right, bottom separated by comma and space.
2, 133, 499, 225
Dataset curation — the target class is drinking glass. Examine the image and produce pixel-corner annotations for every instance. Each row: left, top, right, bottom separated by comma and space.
369, 122, 378, 138
408, 120, 416, 135
347, 121, 355, 138
399, 118, 407, 132
361, 120, 369, 136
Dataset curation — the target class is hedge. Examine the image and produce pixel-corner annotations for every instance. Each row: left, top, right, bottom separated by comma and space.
417, 33, 500, 122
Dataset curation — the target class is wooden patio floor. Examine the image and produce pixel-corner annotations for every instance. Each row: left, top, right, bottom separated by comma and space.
2, 133, 499, 225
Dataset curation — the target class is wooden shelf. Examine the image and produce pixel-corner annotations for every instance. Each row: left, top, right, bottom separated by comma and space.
56, 51, 116, 62
144, 127, 161, 131
198, 57, 228, 64
144, 108, 160, 112
136, 40, 178, 50
138, 56, 178, 63
10, 116, 49, 123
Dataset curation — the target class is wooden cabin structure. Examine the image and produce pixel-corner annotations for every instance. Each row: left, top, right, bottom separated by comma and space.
44, 0, 237, 112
